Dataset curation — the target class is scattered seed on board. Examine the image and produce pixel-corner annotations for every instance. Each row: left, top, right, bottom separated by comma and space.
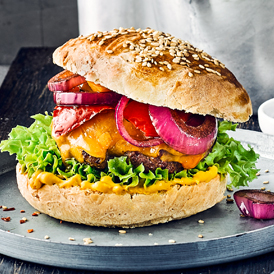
44, 235, 50, 239
119, 230, 127, 234
83, 238, 93, 244
226, 198, 234, 204
263, 181, 269, 184
198, 234, 203, 238
169, 239, 176, 243
265, 169, 269, 173
148, 233, 153, 236
69, 237, 75, 241
256, 172, 260, 176
115, 243, 123, 246
261, 187, 266, 191
198, 220, 205, 224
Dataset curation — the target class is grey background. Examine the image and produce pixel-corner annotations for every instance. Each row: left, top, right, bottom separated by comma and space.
0, 0, 79, 65
1, 0, 274, 114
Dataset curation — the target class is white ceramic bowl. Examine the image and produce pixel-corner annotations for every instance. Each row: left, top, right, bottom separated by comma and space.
258, 98, 274, 135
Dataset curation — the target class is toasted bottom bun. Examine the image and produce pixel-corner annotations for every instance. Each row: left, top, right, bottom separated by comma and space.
16, 164, 227, 228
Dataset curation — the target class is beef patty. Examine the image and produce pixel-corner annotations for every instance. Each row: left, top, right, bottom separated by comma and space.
82, 150, 183, 174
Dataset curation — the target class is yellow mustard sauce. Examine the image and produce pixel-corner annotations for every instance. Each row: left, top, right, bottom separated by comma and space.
29, 166, 218, 195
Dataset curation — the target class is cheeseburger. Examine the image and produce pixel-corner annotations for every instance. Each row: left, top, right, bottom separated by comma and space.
0, 27, 259, 228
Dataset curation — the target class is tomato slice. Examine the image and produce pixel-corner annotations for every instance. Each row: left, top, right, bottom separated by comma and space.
123, 100, 159, 137
52, 105, 113, 137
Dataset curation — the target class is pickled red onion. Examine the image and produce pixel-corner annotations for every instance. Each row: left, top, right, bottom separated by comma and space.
48, 70, 86, 92
53, 91, 122, 106
234, 190, 274, 219
149, 105, 217, 155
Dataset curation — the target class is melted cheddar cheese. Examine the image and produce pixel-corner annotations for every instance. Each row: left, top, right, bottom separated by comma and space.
52, 110, 205, 169
30, 166, 218, 194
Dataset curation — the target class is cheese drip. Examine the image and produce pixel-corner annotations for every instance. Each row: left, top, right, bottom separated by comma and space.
30, 166, 218, 194
52, 110, 205, 169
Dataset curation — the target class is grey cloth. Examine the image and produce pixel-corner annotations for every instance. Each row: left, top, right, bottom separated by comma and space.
78, 0, 274, 114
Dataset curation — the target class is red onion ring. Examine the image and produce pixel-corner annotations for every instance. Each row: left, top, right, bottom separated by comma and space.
115, 96, 163, 147
48, 70, 86, 92
149, 105, 217, 155
234, 190, 274, 219
53, 91, 122, 106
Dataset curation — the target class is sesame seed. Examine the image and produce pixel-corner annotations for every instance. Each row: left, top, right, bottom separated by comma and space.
142, 62, 147, 67
148, 233, 153, 236
256, 172, 260, 176
99, 41, 104, 46
194, 70, 201, 74
69, 237, 75, 241
215, 71, 221, 76
204, 64, 210, 67
167, 64, 172, 70
83, 238, 93, 244
22, 217, 27, 221
115, 243, 123, 246
226, 198, 234, 203
220, 63, 226, 69
169, 239, 176, 243
214, 59, 219, 65
2, 206, 7, 210
206, 68, 214, 73
265, 169, 269, 173
135, 56, 142, 63
198, 220, 204, 224
261, 187, 266, 190
199, 64, 205, 69
119, 230, 127, 234
147, 62, 152, 68
227, 187, 233, 192
227, 194, 231, 198
172, 57, 180, 64
194, 57, 200, 61
198, 234, 203, 238
188, 72, 193, 77
263, 181, 269, 184
159, 67, 164, 71
154, 243, 159, 245
44, 235, 50, 239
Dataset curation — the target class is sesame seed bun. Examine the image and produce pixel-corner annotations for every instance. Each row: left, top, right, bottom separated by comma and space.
16, 164, 227, 228
53, 27, 252, 122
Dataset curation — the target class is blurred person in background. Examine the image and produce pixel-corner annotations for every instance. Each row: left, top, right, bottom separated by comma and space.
77, 0, 274, 114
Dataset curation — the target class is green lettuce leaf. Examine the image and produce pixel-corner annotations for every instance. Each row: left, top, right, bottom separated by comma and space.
0, 114, 259, 189
189, 120, 260, 188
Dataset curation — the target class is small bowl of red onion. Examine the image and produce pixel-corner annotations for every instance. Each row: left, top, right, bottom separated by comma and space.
258, 98, 274, 135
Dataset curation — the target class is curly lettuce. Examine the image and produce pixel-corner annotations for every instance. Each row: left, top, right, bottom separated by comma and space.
0, 114, 259, 188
